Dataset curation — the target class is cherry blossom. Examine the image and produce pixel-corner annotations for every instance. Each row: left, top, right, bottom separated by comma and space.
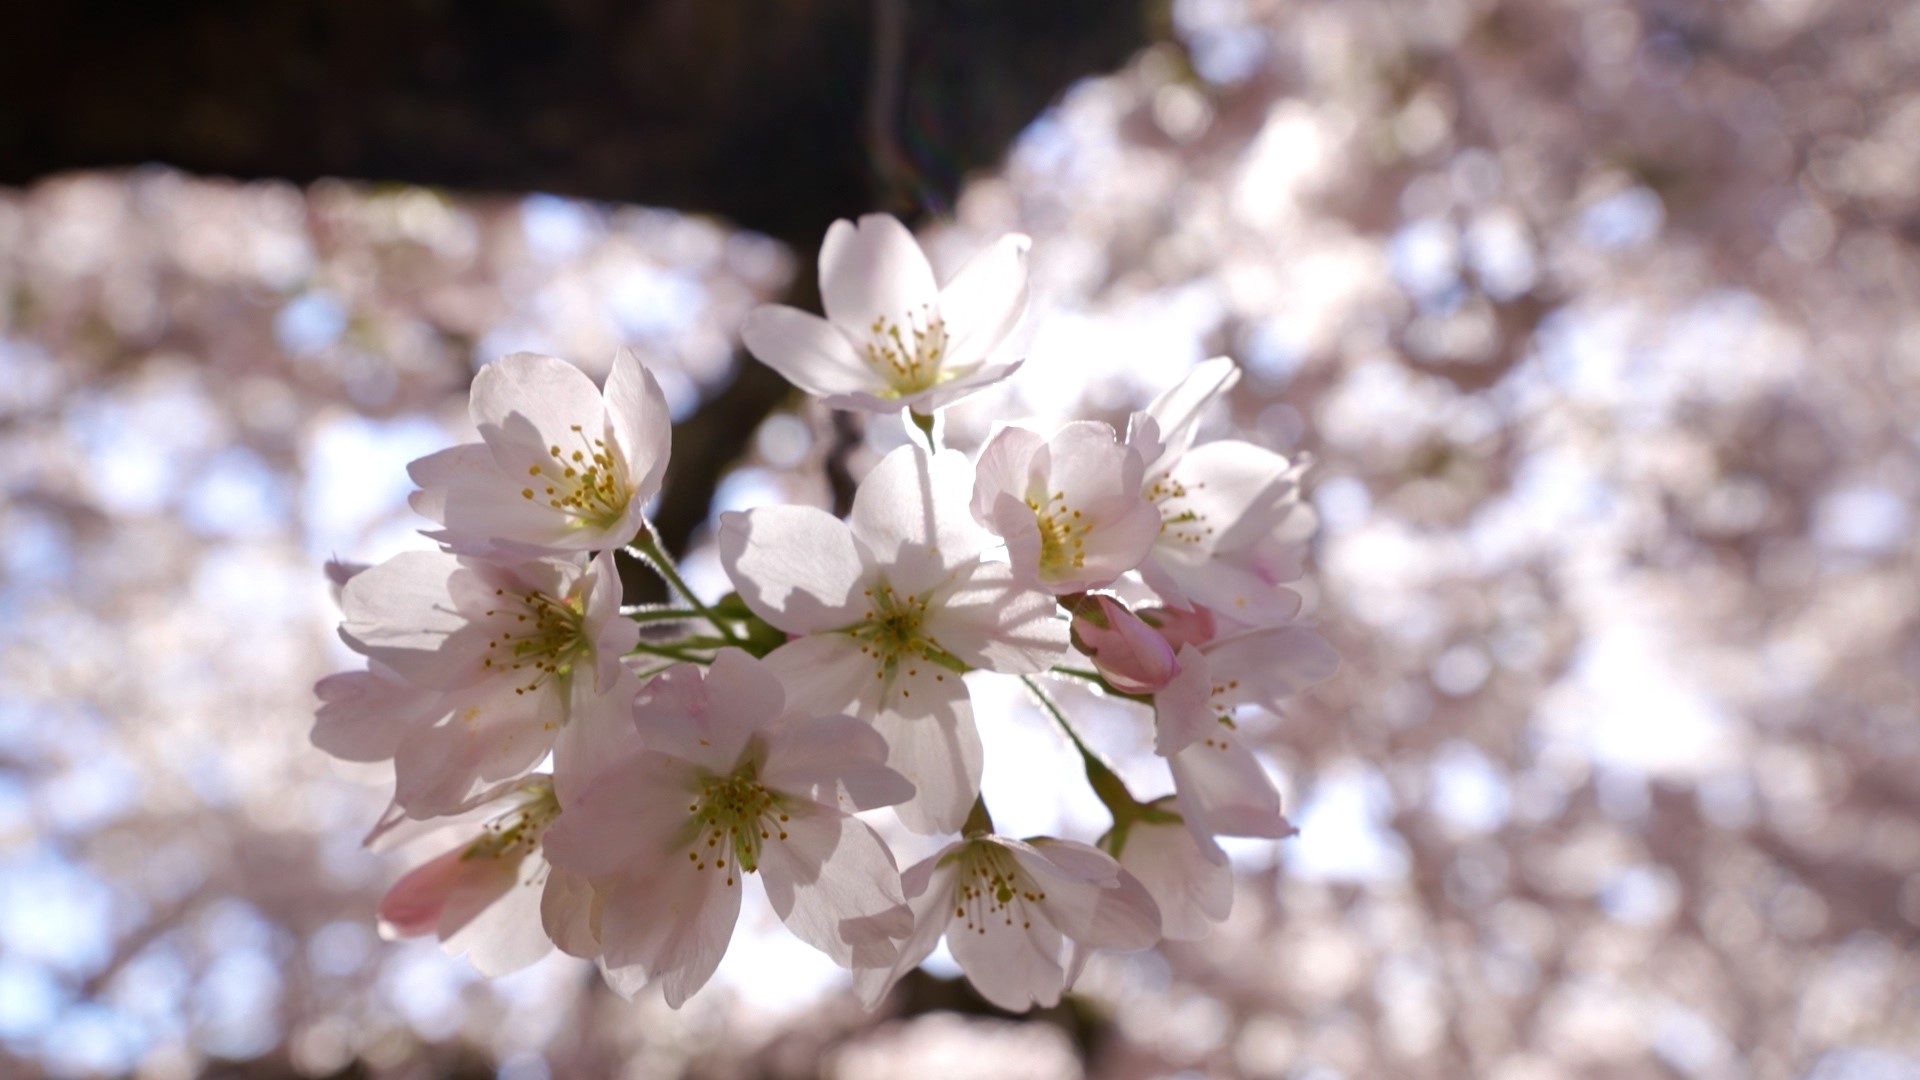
971, 421, 1160, 594
1128, 357, 1315, 625
741, 215, 1030, 413
336, 549, 640, 816
1103, 802, 1235, 941
539, 650, 917, 1007
374, 777, 590, 976
719, 445, 1069, 834
854, 834, 1160, 1011
408, 349, 670, 556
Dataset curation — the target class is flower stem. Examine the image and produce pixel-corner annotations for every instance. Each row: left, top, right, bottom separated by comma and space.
619, 604, 705, 623
628, 640, 714, 665
1019, 675, 1141, 823
907, 408, 939, 452
626, 525, 742, 645
1049, 665, 1153, 705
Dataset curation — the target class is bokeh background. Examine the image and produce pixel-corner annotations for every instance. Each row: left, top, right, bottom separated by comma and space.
3, 1, 1919, 1077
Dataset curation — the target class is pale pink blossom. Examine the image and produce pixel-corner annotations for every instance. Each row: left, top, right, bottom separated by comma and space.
719, 445, 1069, 834
971, 421, 1160, 593
374, 777, 590, 976
1152, 626, 1336, 844
1104, 803, 1235, 941
1067, 594, 1180, 694
540, 650, 916, 1008
337, 549, 640, 816
855, 835, 1160, 1012
408, 349, 670, 556
741, 215, 1030, 413
1128, 357, 1314, 625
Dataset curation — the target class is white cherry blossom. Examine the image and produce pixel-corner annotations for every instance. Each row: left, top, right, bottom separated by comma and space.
972, 421, 1160, 594
741, 215, 1030, 413
408, 349, 670, 556
1128, 357, 1315, 625
855, 835, 1160, 1012
540, 650, 916, 1008
719, 445, 1070, 834
336, 549, 640, 816
1102, 802, 1235, 941
374, 777, 590, 977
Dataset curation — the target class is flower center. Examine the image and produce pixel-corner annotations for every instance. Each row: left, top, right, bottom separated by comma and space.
520, 423, 631, 529
865, 308, 949, 397
1026, 490, 1091, 577
481, 587, 589, 695
1145, 470, 1212, 549
687, 769, 788, 886
953, 842, 1048, 933
848, 582, 955, 700
463, 779, 560, 862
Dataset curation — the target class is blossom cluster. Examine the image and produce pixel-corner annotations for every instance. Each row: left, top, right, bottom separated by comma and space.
315, 214, 1336, 1011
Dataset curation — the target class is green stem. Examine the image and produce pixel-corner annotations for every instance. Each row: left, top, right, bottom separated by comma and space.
627, 640, 715, 665
1049, 666, 1154, 705
908, 408, 939, 452
620, 604, 705, 623
626, 525, 742, 645
1020, 675, 1140, 822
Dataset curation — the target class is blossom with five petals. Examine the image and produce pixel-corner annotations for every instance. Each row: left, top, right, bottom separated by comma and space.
719, 445, 1069, 834
338, 549, 639, 816
742, 215, 1030, 413
540, 650, 916, 1008
408, 350, 670, 557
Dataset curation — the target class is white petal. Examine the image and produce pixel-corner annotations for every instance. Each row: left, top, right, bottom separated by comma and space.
1116, 819, 1232, 941
741, 305, 880, 397
948, 892, 1067, 1012
1141, 356, 1240, 472
819, 215, 939, 330
1170, 729, 1292, 840
470, 352, 607, 471
390, 676, 561, 816
1152, 646, 1217, 757
848, 447, 986, 595
760, 714, 915, 811
759, 803, 911, 969
894, 358, 1025, 414
1165, 440, 1299, 554
597, 858, 743, 1008
763, 634, 883, 719
541, 750, 698, 878
969, 425, 1045, 526
718, 507, 869, 634
630, 652, 780, 773
872, 672, 981, 835
407, 444, 583, 556
1204, 626, 1339, 711
339, 551, 482, 688
936, 233, 1030, 369
853, 854, 960, 1007
442, 852, 554, 976
924, 560, 1069, 674
541, 866, 603, 958
1155, 554, 1303, 627
312, 664, 438, 763
581, 551, 642, 694
604, 347, 672, 505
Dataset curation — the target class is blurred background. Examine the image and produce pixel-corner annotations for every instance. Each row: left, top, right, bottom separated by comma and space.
3, 1, 1918, 1077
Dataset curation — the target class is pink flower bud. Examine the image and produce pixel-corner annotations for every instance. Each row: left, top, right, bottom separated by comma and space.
1137, 605, 1216, 651
1070, 595, 1180, 693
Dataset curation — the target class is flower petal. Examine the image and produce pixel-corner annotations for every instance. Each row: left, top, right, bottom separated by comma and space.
847, 447, 987, 595
924, 560, 1069, 674
759, 803, 911, 969
603, 347, 672, 505
741, 305, 880, 397
441, 852, 554, 977
872, 671, 981, 835
819, 215, 939, 330
760, 714, 915, 812
718, 507, 869, 634
1139, 356, 1240, 473
1170, 729, 1293, 841
597, 858, 743, 1008
936, 233, 1030, 370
